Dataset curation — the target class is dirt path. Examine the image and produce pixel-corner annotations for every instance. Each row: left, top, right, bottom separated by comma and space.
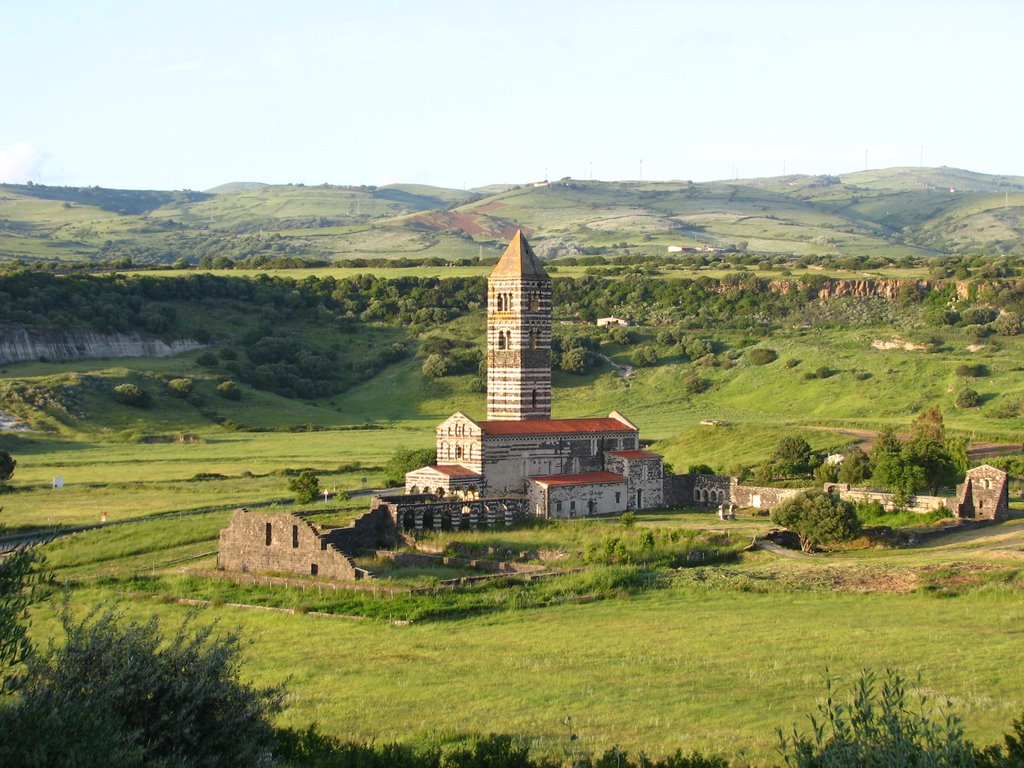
754, 539, 811, 559
598, 353, 634, 379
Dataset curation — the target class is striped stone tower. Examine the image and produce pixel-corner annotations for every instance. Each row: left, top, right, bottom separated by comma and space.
486, 231, 551, 421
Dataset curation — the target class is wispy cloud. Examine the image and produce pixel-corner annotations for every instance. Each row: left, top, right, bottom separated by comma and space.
0, 143, 45, 183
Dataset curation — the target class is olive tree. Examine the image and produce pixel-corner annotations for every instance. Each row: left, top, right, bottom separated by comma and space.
771, 490, 860, 553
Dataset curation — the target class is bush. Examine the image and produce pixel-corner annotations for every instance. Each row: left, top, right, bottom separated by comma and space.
0, 608, 284, 768
288, 469, 321, 504
421, 354, 450, 378
955, 364, 987, 378
684, 338, 713, 360
385, 447, 437, 487
955, 388, 981, 408
167, 377, 194, 397
746, 348, 778, 365
112, 382, 149, 408
630, 345, 658, 367
785, 358, 801, 368
0, 450, 14, 486
778, 669, 980, 768
683, 374, 710, 394
217, 380, 242, 400
196, 351, 220, 367
993, 311, 1022, 336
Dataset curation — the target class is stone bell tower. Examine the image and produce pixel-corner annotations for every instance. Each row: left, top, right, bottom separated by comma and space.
486, 231, 551, 421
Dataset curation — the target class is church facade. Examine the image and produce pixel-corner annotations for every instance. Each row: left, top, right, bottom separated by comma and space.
405, 231, 664, 518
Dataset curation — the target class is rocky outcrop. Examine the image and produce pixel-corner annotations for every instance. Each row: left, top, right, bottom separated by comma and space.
768, 278, 932, 300
0, 329, 204, 365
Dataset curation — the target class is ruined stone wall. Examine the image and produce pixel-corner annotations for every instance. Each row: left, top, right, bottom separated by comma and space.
218, 510, 357, 580
958, 465, 1010, 520
322, 506, 399, 553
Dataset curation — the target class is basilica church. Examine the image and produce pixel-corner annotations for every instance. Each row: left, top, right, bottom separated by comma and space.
404, 231, 664, 518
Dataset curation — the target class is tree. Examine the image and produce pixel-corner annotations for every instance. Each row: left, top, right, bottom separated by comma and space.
0, 608, 284, 767
771, 490, 860, 552
688, 463, 716, 475
288, 469, 321, 504
772, 436, 813, 476
384, 446, 437, 487
0, 511, 43, 691
778, 669, 983, 768
838, 449, 870, 484
0, 450, 14, 488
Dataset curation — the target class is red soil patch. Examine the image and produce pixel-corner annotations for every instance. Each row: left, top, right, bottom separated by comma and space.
408, 210, 529, 241
475, 201, 507, 213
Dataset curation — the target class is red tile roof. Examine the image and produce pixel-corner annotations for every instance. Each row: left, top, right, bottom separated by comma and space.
608, 450, 661, 459
419, 465, 481, 478
528, 471, 626, 487
481, 417, 636, 436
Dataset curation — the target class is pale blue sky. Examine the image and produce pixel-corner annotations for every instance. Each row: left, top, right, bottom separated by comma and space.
1, 0, 1019, 190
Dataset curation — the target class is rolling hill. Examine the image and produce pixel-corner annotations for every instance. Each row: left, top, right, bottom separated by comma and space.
1, 167, 1022, 265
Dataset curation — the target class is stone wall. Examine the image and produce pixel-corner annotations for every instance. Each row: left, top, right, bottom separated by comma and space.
218, 504, 400, 581
825, 484, 955, 514
0, 328, 203, 365
218, 510, 358, 580
729, 480, 802, 510
958, 465, 1010, 521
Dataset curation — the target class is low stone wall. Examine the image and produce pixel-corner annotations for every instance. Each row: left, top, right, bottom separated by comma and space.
826, 485, 956, 514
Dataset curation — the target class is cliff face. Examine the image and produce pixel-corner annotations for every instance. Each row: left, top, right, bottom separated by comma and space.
768, 278, 933, 300
0, 329, 203, 365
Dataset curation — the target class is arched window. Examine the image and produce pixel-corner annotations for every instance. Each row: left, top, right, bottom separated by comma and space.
456, 445, 463, 459
694, 488, 701, 501
498, 332, 506, 349
529, 330, 539, 349
530, 292, 540, 311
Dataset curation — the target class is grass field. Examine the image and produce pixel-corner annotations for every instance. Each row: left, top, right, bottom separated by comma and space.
27, 510, 1024, 765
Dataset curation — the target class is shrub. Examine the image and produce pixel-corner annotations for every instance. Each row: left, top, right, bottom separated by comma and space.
684, 338, 714, 359
785, 358, 801, 368
219, 347, 238, 361
630, 345, 658, 367
196, 351, 219, 367
688, 463, 716, 475
422, 354, 450, 378
993, 311, 1022, 336
112, 382, 148, 408
683, 374, 710, 394
0, 608, 284, 767
955, 388, 981, 408
609, 326, 636, 345
167, 377, 194, 397
747, 348, 778, 365
217, 380, 242, 400
778, 669, 980, 768
0, 450, 14, 486
955, 364, 987, 377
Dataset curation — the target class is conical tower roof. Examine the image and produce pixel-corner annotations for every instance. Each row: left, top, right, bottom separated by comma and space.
490, 230, 548, 278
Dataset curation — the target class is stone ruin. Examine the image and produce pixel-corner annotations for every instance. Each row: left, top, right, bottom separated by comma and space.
217, 494, 529, 582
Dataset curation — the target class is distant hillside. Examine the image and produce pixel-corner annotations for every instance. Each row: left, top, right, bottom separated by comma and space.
1, 167, 1021, 265
205, 182, 269, 194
